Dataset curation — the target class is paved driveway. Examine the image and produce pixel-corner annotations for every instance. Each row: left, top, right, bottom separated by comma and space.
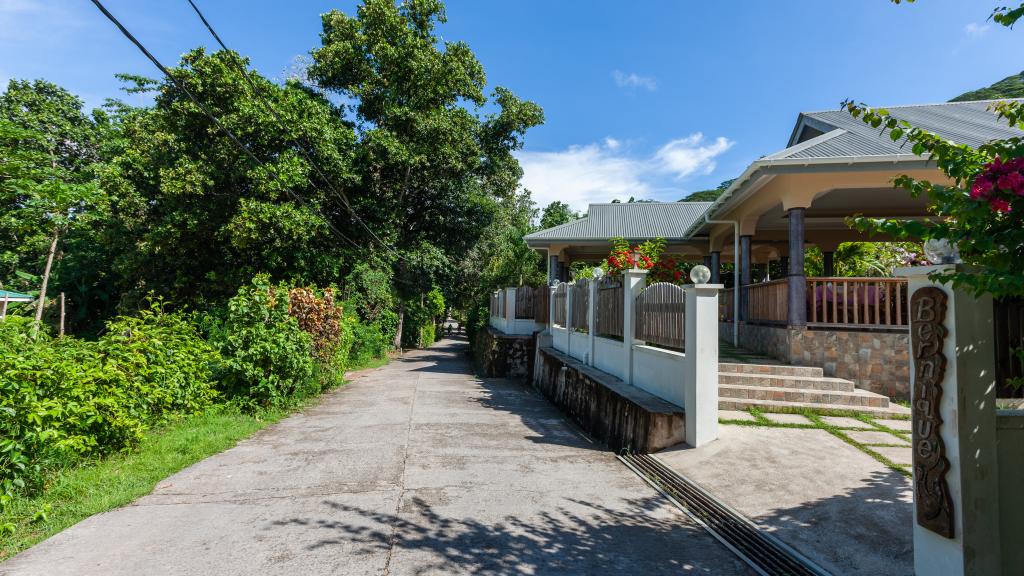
1, 338, 751, 576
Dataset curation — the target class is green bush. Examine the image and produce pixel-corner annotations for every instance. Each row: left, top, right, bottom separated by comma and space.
347, 319, 390, 368
0, 304, 218, 523
206, 276, 317, 409
401, 288, 445, 349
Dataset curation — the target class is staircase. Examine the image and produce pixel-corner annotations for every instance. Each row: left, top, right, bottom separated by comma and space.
718, 342, 910, 417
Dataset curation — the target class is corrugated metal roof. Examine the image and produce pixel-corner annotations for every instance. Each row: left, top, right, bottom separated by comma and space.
775, 99, 1024, 160
525, 202, 713, 242
0, 289, 33, 302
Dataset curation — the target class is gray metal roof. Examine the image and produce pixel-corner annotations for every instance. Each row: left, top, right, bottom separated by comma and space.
775, 99, 1024, 160
524, 202, 713, 243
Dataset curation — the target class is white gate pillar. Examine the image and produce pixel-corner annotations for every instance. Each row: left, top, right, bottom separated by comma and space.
896, 265, 1000, 576
565, 282, 573, 357
622, 269, 647, 385
684, 283, 723, 447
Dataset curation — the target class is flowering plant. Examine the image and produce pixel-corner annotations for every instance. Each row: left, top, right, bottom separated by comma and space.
970, 156, 1024, 214
604, 237, 664, 276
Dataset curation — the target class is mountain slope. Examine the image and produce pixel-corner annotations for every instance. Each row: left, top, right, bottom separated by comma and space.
951, 71, 1024, 102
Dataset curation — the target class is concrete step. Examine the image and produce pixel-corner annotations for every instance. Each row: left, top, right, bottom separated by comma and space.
719, 397, 911, 419
719, 362, 824, 378
719, 372, 856, 392
720, 384, 891, 409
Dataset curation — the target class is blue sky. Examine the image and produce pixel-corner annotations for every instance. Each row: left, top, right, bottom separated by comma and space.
2, 1, 1022, 212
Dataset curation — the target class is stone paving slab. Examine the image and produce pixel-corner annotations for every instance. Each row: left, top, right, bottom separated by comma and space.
719, 409, 757, 422
875, 418, 913, 432
868, 445, 914, 467
1, 339, 752, 576
761, 412, 813, 425
656, 425, 913, 576
846, 430, 910, 446
819, 416, 868, 429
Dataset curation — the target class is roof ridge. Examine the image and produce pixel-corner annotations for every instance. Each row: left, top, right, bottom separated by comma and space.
801, 98, 1024, 116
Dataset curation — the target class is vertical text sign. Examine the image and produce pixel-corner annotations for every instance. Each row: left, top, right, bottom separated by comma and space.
910, 286, 954, 539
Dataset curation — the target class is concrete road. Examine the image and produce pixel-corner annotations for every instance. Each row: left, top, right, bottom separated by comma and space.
1, 338, 752, 576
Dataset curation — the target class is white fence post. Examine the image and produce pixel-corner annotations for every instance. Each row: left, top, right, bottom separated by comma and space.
622, 269, 648, 385
588, 279, 598, 366
565, 282, 574, 357
548, 284, 557, 334
896, 265, 1000, 576
683, 283, 723, 447
505, 287, 516, 331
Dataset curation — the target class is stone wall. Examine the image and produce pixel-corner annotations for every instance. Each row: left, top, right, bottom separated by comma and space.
533, 346, 684, 453
473, 326, 535, 379
721, 321, 910, 400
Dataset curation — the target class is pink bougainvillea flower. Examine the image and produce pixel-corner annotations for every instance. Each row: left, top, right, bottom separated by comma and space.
990, 197, 1012, 213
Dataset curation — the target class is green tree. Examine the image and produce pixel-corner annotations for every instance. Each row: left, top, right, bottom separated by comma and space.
309, 0, 543, 342
539, 200, 579, 229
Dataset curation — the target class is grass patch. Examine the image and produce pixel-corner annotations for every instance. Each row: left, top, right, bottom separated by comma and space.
0, 355, 389, 560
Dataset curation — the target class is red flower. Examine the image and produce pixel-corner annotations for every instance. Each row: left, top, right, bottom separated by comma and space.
990, 197, 1012, 213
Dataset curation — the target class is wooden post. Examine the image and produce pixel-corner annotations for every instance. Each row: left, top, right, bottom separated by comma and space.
59, 292, 65, 336
710, 251, 721, 284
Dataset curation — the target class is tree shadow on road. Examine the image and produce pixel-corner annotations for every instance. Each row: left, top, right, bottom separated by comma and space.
270, 494, 750, 575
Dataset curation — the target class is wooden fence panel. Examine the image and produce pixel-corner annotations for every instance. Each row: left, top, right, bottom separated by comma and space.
533, 286, 550, 324
720, 287, 734, 322
596, 277, 623, 338
515, 287, 535, 319
635, 282, 685, 351
571, 280, 589, 333
552, 283, 567, 326
995, 297, 1024, 398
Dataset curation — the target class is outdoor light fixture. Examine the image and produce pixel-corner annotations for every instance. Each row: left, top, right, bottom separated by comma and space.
923, 238, 960, 265
690, 264, 712, 285
549, 277, 560, 287
632, 250, 642, 270
592, 267, 605, 279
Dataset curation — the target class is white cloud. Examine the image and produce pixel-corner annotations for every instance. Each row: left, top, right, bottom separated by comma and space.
965, 22, 990, 37
516, 133, 734, 213
612, 70, 657, 91
654, 133, 734, 179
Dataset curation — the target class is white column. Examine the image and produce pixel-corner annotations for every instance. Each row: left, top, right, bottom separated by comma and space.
565, 282, 574, 357
684, 283, 723, 447
505, 287, 516, 332
622, 269, 648, 385
896, 265, 1000, 576
587, 280, 598, 366
548, 285, 557, 335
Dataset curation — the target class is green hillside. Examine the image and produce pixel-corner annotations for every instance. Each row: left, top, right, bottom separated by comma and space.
951, 70, 1024, 102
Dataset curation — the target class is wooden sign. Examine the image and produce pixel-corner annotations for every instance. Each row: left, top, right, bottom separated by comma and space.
910, 287, 955, 539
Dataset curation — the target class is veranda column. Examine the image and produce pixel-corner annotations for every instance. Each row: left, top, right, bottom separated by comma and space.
739, 235, 752, 321
823, 251, 835, 277
710, 251, 721, 284
683, 282, 723, 447
896, 265, 1000, 576
548, 254, 559, 284
787, 208, 807, 327
622, 268, 648, 385
587, 279, 598, 366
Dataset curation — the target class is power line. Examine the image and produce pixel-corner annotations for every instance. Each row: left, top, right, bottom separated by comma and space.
184, 0, 401, 260
88, 0, 366, 253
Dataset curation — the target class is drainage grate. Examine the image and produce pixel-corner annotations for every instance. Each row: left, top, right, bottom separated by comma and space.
619, 452, 831, 576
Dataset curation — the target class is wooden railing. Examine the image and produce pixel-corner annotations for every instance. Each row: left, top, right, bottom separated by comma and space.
571, 280, 590, 333
552, 283, 567, 326
635, 282, 685, 351
596, 277, 624, 338
747, 279, 788, 325
720, 287, 734, 322
808, 277, 908, 329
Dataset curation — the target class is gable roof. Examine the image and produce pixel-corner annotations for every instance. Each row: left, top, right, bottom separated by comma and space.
525, 202, 713, 243
682, 99, 1024, 238
779, 99, 1024, 160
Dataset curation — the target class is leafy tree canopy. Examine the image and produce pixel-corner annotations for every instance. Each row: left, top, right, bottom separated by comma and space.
538, 201, 579, 229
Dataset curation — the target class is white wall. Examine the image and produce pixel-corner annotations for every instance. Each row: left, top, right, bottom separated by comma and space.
551, 325, 569, 354
593, 337, 624, 380
568, 331, 588, 363
632, 345, 688, 408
